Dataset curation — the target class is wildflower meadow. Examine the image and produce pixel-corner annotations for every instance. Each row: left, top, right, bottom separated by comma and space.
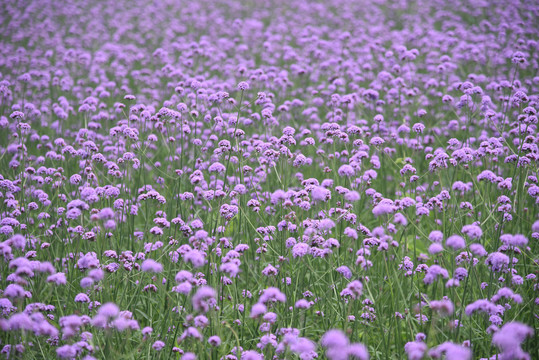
0, 0, 538, 359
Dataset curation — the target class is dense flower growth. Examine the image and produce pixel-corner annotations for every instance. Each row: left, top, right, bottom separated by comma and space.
0, 0, 538, 359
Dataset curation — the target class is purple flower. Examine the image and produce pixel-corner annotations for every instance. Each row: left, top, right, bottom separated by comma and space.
500, 234, 528, 247
261, 264, 278, 276
295, 299, 310, 309
340, 280, 363, 300
75, 293, 90, 303
289, 337, 316, 356
321, 329, 349, 348
485, 252, 510, 272
370, 136, 385, 146
311, 186, 331, 202
445, 235, 465, 250
97, 303, 119, 318
404, 340, 427, 360
344, 191, 361, 202
208, 162, 226, 174
336, 266, 352, 279
469, 243, 487, 257
430, 299, 454, 316
461, 224, 482, 239
208, 335, 221, 346
428, 231, 443, 243
338, 165, 355, 177
47, 272, 67, 285
250, 303, 267, 318
3, 284, 27, 298
183, 249, 206, 268
292, 242, 310, 258
56, 345, 77, 359
428, 243, 444, 254
465, 299, 499, 316
427, 342, 471, 360
237, 81, 250, 91
492, 322, 533, 359
259, 287, 286, 304
192, 286, 216, 313
141, 259, 163, 273
220, 262, 240, 277
348, 343, 369, 360
412, 123, 425, 133
8, 234, 25, 250
175, 270, 193, 283
372, 202, 394, 217
424, 265, 449, 285
152, 340, 165, 351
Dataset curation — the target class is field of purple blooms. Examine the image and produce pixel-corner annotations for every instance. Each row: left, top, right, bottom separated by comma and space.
0, 0, 538, 359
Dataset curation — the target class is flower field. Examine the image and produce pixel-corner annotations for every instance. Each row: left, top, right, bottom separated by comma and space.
0, 0, 538, 359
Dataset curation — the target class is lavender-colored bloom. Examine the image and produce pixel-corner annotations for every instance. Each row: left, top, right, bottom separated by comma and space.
445, 235, 465, 250
289, 337, 316, 356
492, 322, 533, 359
261, 264, 278, 276
259, 287, 286, 304
321, 329, 349, 348
338, 165, 355, 177
311, 186, 331, 202
424, 265, 449, 285
454, 267, 468, 281
192, 286, 216, 313
175, 270, 193, 283
183, 250, 206, 268
348, 343, 369, 360
404, 340, 427, 360
208, 335, 221, 346
75, 293, 90, 303
500, 234, 528, 247
237, 81, 250, 91
80, 277, 94, 288
344, 191, 361, 202
250, 303, 267, 318
427, 342, 471, 360
340, 280, 364, 300
4, 284, 26, 298
428, 231, 443, 243
56, 345, 77, 359
152, 340, 165, 351
372, 203, 394, 217
208, 162, 226, 174
292, 242, 310, 258
461, 224, 482, 239
485, 252, 510, 272
430, 299, 454, 316
47, 272, 67, 285
412, 123, 425, 133
141, 259, 163, 273
98, 207, 114, 220
469, 243, 487, 257
336, 266, 352, 279
9, 234, 25, 250
428, 243, 444, 255
295, 299, 310, 309
97, 303, 119, 318
465, 299, 499, 316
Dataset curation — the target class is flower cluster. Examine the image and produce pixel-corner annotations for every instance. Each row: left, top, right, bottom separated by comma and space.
0, 0, 537, 358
